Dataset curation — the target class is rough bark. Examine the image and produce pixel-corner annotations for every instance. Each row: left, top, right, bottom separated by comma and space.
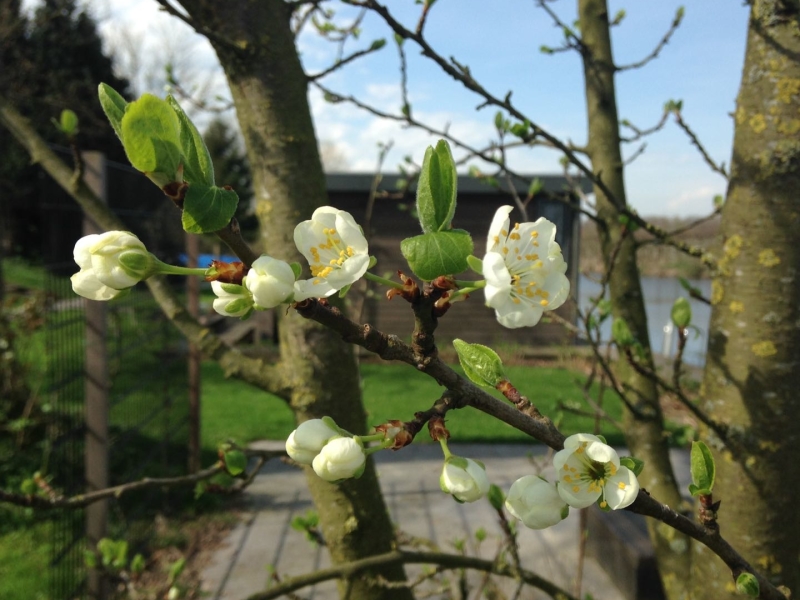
175, 2, 411, 599
577, 2, 690, 597
692, 2, 800, 597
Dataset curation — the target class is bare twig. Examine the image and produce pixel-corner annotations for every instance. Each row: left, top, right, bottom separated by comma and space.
673, 112, 729, 179
308, 43, 387, 82
616, 7, 685, 72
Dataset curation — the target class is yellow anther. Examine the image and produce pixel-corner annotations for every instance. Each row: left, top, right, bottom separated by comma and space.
572, 485, 580, 493
502, 247, 509, 255
512, 297, 521, 304
531, 230, 539, 238
510, 232, 521, 240
618, 482, 626, 490
540, 299, 549, 307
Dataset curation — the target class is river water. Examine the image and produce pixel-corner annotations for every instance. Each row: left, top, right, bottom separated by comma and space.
577, 275, 711, 367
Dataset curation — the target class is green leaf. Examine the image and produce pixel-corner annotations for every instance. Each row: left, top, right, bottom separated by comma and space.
167, 96, 215, 186
84, 549, 98, 569
486, 484, 505, 511
130, 553, 146, 574
98, 83, 128, 141
416, 140, 458, 233
527, 177, 544, 197
120, 94, 183, 186
182, 184, 239, 233
689, 441, 715, 495
400, 230, 473, 280
735, 572, 759, 597
671, 297, 692, 328
223, 449, 247, 476
370, 38, 386, 50
58, 109, 79, 135
620, 456, 645, 477
612, 318, 634, 347
168, 557, 187, 584
453, 339, 505, 387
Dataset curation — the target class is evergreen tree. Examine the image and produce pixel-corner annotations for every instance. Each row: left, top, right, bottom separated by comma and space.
0, 0, 130, 258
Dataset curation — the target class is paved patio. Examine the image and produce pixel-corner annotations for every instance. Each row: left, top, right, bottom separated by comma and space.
201, 443, 689, 600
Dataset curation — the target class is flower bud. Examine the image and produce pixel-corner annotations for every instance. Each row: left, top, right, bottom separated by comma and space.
312, 437, 367, 482
285, 419, 340, 465
211, 281, 253, 317
71, 231, 153, 300
440, 456, 490, 503
244, 255, 296, 309
505, 475, 569, 529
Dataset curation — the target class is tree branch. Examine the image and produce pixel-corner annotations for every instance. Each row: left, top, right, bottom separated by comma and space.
615, 7, 685, 72
307, 43, 386, 82
243, 550, 580, 600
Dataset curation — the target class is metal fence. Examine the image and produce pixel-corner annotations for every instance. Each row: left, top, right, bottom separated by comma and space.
39, 151, 190, 599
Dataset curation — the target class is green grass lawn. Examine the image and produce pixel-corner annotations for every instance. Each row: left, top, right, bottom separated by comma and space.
0, 514, 52, 600
201, 360, 625, 450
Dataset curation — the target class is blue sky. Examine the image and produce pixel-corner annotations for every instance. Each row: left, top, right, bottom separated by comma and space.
30, 0, 751, 218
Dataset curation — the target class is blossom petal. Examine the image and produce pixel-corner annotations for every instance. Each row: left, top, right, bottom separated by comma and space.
604, 466, 640, 509
486, 205, 514, 252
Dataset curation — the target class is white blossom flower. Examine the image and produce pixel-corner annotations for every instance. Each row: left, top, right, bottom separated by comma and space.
285, 419, 341, 465
553, 433, 639, 510
440, 457, 490, 503
210, 281, 253, 317
293, 207, 369, 300
505, 475, 569, 529
244, 255, 296, 309
71, 231, 151, 300
483, 206, 570, 328
312, 437, 367, 482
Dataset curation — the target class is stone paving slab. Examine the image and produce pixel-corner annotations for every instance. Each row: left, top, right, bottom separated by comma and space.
201, 443, 689, 600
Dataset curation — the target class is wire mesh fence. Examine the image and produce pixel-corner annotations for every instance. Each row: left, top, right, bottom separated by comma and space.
37, 150, 190, 599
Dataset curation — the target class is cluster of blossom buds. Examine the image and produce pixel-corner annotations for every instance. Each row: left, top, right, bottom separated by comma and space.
288, 421, 641, 531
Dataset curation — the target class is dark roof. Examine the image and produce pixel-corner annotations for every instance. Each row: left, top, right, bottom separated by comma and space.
325, 173, 592, 195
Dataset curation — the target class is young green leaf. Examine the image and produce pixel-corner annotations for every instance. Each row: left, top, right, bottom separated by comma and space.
400, 229, 473, 280
120, 94, 183, 187
167, 95, 215, 186
416, 140, 457, 233
486, 484, 505, 511
181, 184, 239, 234
612, 317, 635, 347
98, 83, 128, 141
223, 449, 247, 476
620, 456, 645, 477
688, 440, 715, 496
453, 339, 505, 388
56, 109, 79, 136
735, 573, 759, 597
671, 297, 692, 328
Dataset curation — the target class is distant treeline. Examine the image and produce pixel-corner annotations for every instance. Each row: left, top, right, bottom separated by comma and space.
580, 215, 720, 279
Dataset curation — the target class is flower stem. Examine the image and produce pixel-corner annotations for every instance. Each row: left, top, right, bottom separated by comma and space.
438, 438, 452, 460
454, 279, 485, 289
365, 271, 405, 290
153, 257, 208, 277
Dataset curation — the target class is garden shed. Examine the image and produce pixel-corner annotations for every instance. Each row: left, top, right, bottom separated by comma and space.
325, 172, 586, 348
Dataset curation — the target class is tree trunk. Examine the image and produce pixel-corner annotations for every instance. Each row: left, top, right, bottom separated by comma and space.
577, 2, 690, 597
177, 2, 411, 599
692, 3, 800, 597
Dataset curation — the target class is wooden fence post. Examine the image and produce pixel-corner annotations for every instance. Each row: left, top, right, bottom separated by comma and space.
82, 152, 109, 600
186, 232, 201, 473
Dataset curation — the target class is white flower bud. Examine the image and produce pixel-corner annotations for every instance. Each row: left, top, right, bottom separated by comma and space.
440, 457, 490, 503
71, 231, 152, 300
210, 281, 253, 317
312, 437, 367, 482
505, 475, 569, 529
285, 419, 340, 465
244, 255, 296, 309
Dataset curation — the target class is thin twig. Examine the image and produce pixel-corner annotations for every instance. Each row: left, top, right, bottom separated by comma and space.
616, 7, 684, 72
